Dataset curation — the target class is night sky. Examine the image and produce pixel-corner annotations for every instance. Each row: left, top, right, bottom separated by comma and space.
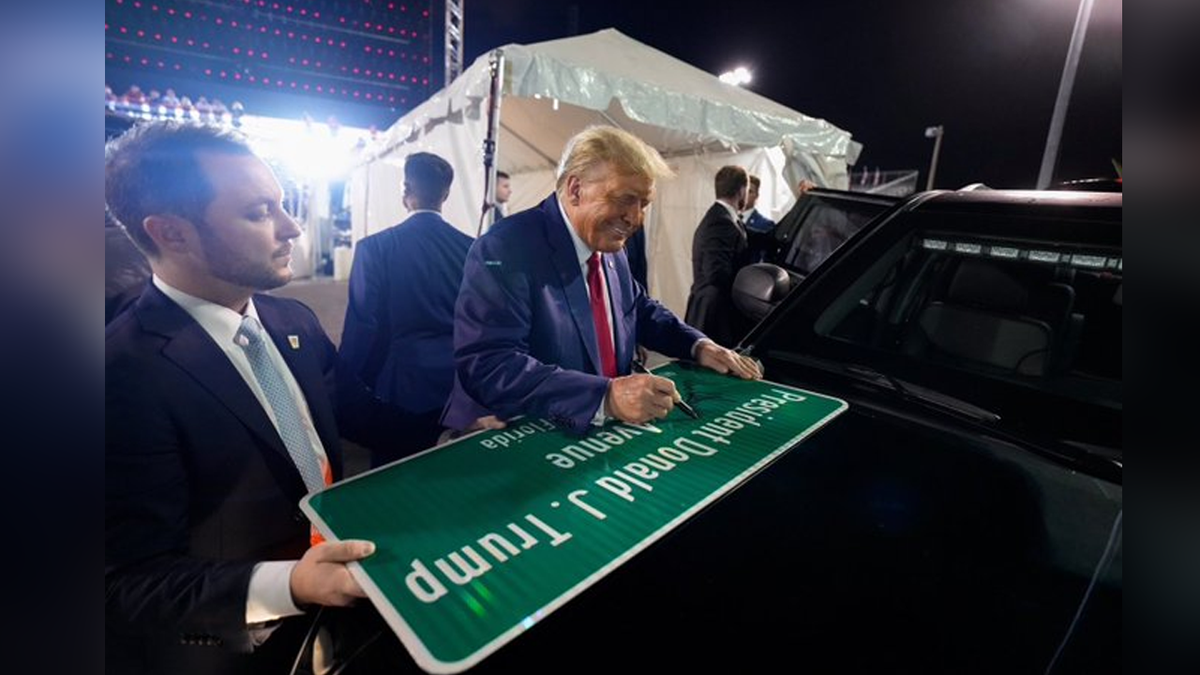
462, 0, 1122, 190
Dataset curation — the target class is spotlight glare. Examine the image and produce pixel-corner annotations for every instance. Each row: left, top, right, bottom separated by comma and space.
718, 66, 753, 87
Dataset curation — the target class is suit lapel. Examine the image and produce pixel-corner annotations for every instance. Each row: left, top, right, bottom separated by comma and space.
543, 195, 602, 375
138, 287, 292, 465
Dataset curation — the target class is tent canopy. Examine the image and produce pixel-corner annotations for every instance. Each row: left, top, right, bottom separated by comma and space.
352, 28, 860, 316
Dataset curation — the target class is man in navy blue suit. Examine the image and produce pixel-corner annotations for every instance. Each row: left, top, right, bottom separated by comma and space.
742, 175, 777, 234
105, 121, 413, 674
340, 152, 500, 466
445, 126, 761, 434
743, 174, 780, 265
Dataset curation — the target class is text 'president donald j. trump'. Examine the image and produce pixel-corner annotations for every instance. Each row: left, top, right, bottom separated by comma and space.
443, 126, 761, 434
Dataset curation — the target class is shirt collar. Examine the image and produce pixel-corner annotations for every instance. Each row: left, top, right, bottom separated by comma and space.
715, 199, 740, 223
153, 275, 260, 346
406, 209, 440, 217
556, 194, 596, 267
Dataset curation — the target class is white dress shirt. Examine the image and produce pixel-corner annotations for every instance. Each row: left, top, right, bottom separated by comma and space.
153, 276, 322, 626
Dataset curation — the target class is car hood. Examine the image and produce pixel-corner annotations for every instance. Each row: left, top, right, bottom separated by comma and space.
456, 395, 1121, 674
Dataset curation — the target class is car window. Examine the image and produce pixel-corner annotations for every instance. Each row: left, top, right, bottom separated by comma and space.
818, 231, 1122, 400
773, 194, 894, 275
756, 208, 1122, 456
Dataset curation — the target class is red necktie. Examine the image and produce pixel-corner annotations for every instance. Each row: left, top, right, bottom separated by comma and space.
587, 253, 618, 378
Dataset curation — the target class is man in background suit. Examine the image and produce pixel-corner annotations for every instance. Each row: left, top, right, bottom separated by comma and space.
742, 175, 776, 234
340, 152, 501, 466
106, 121, 411, 674
685, 165, 753, 347
444, 126, 760, 434
742, 174, 779, 264
492, 170, 512, 223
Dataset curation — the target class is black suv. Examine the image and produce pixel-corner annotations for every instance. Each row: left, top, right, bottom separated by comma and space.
734, 189, 1122, 671
337, 190, 1121, 674
743, 189, 1121, 466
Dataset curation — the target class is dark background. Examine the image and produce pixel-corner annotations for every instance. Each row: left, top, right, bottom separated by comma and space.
105, 0, 1122, 189
461, 0, 1123, 189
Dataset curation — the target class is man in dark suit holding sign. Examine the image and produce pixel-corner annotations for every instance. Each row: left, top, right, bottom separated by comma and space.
105, 121, 417, 674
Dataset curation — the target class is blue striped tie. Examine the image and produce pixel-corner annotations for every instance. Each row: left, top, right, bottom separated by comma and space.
236, 316, 325, 493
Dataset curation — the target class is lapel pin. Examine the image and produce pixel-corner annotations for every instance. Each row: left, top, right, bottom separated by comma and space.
288, 335, 300, 350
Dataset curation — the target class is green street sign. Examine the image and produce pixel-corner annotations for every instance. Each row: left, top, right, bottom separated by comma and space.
302, 364, 847, 673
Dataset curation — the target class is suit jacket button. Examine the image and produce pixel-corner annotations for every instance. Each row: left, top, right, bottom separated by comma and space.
293, 509, 305, 523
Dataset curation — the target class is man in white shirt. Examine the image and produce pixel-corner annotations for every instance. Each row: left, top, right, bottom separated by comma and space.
105, 121, 414, 674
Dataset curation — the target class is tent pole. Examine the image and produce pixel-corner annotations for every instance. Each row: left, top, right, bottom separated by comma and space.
477, 49, 505, 237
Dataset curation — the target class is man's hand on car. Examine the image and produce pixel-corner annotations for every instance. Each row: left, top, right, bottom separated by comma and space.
696, 340, 763, 380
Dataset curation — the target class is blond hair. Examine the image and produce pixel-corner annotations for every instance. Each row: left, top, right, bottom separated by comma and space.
555, 126, 674, 195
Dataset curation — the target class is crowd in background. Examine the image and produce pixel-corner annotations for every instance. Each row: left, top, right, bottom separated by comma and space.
107, 83, 243, 124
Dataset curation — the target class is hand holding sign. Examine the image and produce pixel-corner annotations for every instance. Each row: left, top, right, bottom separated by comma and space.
290, 540, 376, 608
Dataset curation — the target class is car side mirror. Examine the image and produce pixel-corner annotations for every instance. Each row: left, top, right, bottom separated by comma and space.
733, 263, 795, 322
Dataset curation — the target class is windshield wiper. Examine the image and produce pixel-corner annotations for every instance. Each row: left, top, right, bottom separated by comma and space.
763, 350, 1121, 481
845, 363, 1122, 480
841, 363, 1002, 423
761, 351, 1001, 423
1060, 439, 1123, 470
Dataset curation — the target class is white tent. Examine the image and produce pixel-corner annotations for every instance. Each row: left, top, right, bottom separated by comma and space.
350, 28, 861, 316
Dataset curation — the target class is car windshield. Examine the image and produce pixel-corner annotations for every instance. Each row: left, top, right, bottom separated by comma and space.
756, 207, 1122, 459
